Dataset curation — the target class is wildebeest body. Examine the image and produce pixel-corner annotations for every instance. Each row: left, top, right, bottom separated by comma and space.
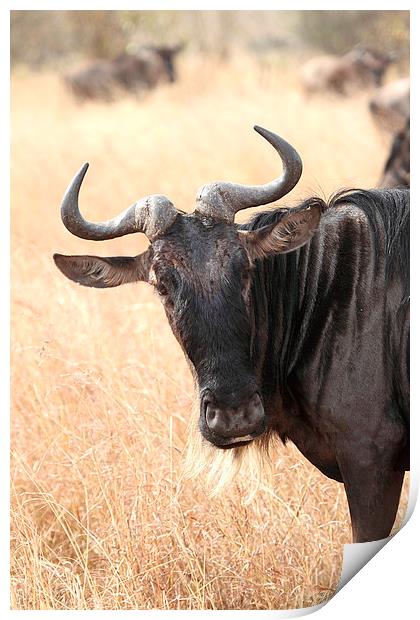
245, 191, 408, 450
239, 190, 409, 541
64, 62, 115, 101
301, 48, 395, 95
54, 127, 409, 543
111, 48, 177, 91
64, 45, 182, 102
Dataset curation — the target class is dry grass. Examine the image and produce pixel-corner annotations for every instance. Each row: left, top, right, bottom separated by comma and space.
11, 54, 409, 610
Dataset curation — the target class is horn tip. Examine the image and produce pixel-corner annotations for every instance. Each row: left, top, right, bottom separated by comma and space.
72, 162, 90, 187
73, 162, 89, 178
52, 253, 66, 269
69, 162, 89, 186
253, 125, 276, 141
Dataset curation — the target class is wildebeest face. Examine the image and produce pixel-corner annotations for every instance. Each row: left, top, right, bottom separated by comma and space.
149, 215, 263, 448
354, 48, 396, 86
55, 206, 320, 448
53, 126, 320, 449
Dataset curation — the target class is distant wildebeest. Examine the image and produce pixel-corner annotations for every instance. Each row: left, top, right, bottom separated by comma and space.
54, 126, 409, 543
369, 77, 410, 133
301, 47, 396, 95
379, 119, 410, 189
64, 44, 183, 102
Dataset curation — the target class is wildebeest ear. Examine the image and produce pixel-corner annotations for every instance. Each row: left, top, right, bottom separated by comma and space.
53, 249, 152, 288
239, 204, 321, 261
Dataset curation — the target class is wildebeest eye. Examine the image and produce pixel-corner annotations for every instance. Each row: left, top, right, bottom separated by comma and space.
153, 266, 179, 297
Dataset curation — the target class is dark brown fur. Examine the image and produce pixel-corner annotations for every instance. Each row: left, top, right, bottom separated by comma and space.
55, 187, 409, 543
302, 47, 395, 96
64, 45, 183, 102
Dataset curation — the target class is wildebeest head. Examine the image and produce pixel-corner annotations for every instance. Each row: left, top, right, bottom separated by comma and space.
153, 44, 184, 83
350, 47, 397, 87
127, 43, 184, 85
54, 127, 320, 449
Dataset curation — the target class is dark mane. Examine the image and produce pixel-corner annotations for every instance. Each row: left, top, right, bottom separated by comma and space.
242, 188, 410, 299
333, 188, 409, 296
241, 188, 409, 388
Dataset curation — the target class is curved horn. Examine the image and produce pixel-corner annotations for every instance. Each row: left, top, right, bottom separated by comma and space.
60, 163, 178, 241
194, 126, 303, 222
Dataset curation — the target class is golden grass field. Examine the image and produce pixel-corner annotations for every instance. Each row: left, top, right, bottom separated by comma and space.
11, 54, 409, 610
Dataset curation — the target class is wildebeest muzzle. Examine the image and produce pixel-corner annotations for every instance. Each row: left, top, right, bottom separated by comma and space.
200, 389, 266, 448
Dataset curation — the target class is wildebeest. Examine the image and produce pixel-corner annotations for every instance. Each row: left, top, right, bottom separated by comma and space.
369, 77, 410, 133
301, 47, 396, 95
379, 119, 410, 189
64, 44, 183, 102
54, 126, 409, 543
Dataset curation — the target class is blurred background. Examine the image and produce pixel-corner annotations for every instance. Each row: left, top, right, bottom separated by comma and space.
11, 10, 410, 611
11, 10, 409, 68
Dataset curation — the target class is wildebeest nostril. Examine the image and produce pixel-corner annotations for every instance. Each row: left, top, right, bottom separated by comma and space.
205, 404, 218, 426
205, 404, 226, 435
204, 393, 264, 438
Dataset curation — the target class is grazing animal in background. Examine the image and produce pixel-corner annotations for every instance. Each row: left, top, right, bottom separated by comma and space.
64, 44, 183, 102
301, 47, 396, 95
54, 126, 409, 543
64, 62, 115, 102
369, 77, 410, 133
379, 119, 410, 189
